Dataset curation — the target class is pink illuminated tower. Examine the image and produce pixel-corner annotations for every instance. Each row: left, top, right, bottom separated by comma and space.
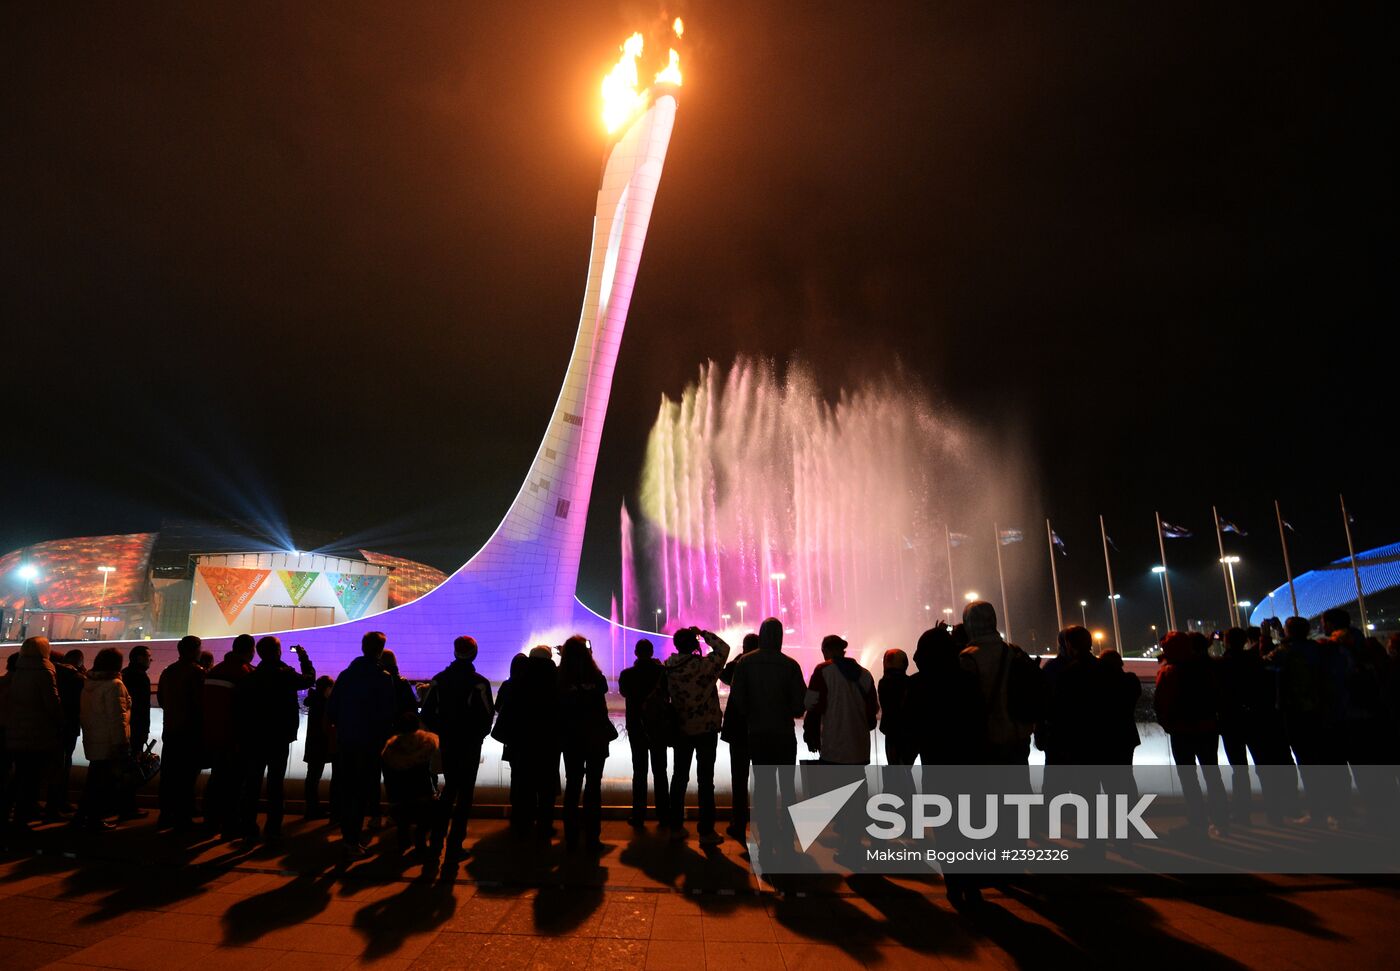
111, 36, 683, 679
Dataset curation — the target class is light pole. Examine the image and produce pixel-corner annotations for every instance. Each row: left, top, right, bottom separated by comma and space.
1219, 556, 1241, 627
721, 612, 731, 628
654, 606, 662, 631
1238, 600, 1252, 624
16, 563, 39, 640
964, 590, 979, 603
1151, 566, 1171, 633
96, 565, 115, 641
1079, 599, 1088, 628
770, 573, 786, 615
735, 600, 747, 626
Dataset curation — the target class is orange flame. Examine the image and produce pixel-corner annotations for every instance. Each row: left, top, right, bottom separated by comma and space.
600, 24, 684, 133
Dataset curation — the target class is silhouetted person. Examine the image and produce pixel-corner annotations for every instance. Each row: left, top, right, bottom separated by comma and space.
1270, 616, 1346, 824
619, 638, 669, 827
156, 635, 204, 831
6, 637, 63, 827
202, 633, 255, 837
421, 635, 494, 860
197, 650, 214, 672
1097, 649, 1141, 767
239, 636, 315, 841
726, 618, 806, 849
115, 645, 153, 821
718, 632, 759, 841
75, 647, 129, 831
878, 648, 915, 766
804, 635, 877, 764
381, 709, 439, 856
303, 676, 335, 820
1040, 626, 1102, 765
557, 636, 615, 850
516, 649, 561, 836
959, 601, 1037, 765
1155, 631, 1229, 836
46, 648, 85, 820
907, 624, 986, 909
1216, 626, 1276, 824
329, 631, 397, 859
0, 653, 18, 832
665, 627, 730, 845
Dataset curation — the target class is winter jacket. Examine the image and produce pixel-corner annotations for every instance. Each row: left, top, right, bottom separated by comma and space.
80, 671, 131, 761
202, 655, 253, 754
1154, 634, 1219, 735
558, 669, 617, 752
960, 634, 1035, 747
381, 728, 439, 804
803, 657, 878, 764
124, 664, 152, 745
54, 660, 85, 741
420, 659, 494, 755
242, 653, 317, 747
328, 655, 396, 749
877, 670, 913, 747
908, 628, 985, 765
726, 648, 807, 740
157, 658, 205, 740
619, 658, 665, 734
664, 638, 731, 736
5, 640, 64, 753
303, 690, 334, 764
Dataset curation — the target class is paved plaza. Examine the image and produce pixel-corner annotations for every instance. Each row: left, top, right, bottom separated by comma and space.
2, 812, 1398, 971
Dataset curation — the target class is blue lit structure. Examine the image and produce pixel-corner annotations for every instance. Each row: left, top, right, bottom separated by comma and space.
1248, 542, 1400, 627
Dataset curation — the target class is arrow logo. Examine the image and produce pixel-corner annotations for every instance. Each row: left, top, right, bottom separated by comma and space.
788, 779, 865, 852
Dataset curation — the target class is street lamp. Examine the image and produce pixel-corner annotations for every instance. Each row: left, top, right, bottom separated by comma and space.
96, 565, 116, 641
964, 590, 979, 602
654, 606, 662, 631
735, 600, 747, 626
1151, 565, 1172, 633
770, 573, 787, 615
1219, 555, 1242, 626
721, 613, 731, 627
1079, 599, 1088, 627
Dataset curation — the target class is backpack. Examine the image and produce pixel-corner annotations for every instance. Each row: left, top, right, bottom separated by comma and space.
641, 669, 679, 748
1005, 647, 1048, 725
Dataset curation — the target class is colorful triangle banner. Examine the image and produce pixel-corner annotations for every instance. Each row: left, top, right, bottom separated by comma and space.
199, 567, 270, 625
325, 572, 388, 621
276, 570, 319, 606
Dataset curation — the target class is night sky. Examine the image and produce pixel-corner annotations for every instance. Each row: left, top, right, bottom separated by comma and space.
4, 2, 1395, 645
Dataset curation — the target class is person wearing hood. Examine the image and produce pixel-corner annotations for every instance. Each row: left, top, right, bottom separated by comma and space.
908, 624, 984, 765
804, 635, 878, 765
420, 635, 495, 860
664, 626, 730, 845
1154, 630, 1229, 836
958, 601, 1037, 765
75, 647, 130, 830
6, 637, 64, 827
328, 631, 397, 859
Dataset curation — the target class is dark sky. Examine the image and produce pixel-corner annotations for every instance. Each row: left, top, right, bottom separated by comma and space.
4, 2, 1395, 643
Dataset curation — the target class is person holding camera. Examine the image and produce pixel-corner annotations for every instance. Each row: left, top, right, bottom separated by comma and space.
664, 626, 730, 845
239, 636, 316, 842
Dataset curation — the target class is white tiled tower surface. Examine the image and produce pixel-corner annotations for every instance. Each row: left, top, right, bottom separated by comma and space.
98, 93, 679, 681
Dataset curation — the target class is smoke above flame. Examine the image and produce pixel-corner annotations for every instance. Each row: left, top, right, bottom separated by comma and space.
601, 19, 684, 134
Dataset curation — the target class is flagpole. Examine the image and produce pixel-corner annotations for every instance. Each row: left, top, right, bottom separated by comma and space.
994, 522, 1011, 643
1340, 494, 1368, 631
944, 523, 957, 618
1099, 515, 1122, 653
1046, 519, 1064, 631
1154, 511, 1178, 630
1274, 500, 1298, 617
1212, 505, 1239, 627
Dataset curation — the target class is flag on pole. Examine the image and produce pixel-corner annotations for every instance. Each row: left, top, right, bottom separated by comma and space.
1220, 518, 1248, 536
948, 532, 970, 548
1161, 522, 1194, 539
1051, 531, 1067, 555
1281, 519, 1296, 533
1105, 534, 1120, 552
997, 528, 1024, 546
